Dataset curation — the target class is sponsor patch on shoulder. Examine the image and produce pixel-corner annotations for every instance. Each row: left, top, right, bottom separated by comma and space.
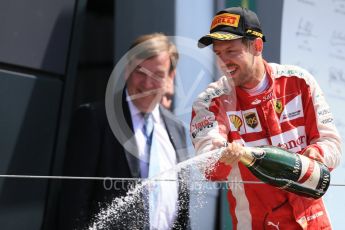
191, 116, 216, 138
202, 87, 226, 103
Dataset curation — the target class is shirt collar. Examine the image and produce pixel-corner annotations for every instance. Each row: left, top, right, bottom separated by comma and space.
243, 71, 268, 96
150, 104, 160, 123
126, 90, 142, 118
126, 89, 160, 122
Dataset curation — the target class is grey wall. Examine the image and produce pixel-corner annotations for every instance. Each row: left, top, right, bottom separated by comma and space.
114, 0, 175, 62
256, 0, 283, 63
0, 1, 75, 75
0, 70, 61, 229
0, 1, 85, 229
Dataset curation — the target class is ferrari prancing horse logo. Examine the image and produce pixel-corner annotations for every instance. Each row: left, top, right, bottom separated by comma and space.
273, 99, 283, 114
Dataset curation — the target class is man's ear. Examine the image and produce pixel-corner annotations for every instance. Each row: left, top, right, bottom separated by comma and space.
253, 38, 263, 55
168, 69, 176, 80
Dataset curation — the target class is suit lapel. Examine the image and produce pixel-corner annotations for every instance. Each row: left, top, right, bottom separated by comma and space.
159, 106, 188, 163
120, 90, 141, 178
119, 93, 188, 175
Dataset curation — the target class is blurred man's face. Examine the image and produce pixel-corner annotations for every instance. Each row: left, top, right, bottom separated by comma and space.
127, 51, 172, 113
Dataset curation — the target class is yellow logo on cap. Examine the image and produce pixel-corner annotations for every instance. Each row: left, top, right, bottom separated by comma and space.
211, 13, 240, 30
246, 29, 264, 38
207, 33, 240, 40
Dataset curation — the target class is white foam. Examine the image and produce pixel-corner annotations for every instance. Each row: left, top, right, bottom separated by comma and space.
87, 148, 223, 229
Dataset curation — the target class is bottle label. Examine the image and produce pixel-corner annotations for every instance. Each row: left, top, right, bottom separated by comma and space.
297, 155, 320, 190
318, 170, 330, 193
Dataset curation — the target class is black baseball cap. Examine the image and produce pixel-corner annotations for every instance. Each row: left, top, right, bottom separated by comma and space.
198, 7, 266, 48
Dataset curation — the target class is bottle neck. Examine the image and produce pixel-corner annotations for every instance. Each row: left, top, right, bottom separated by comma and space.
240, 148, 255, 166
240, 147, 267, 167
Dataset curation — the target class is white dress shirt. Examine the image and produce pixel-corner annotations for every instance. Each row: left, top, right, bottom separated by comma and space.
127, 92, 179, 230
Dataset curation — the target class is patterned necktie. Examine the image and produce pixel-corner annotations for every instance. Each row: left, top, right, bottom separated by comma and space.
140, 113, 153, 229
147, 117, 161, 228
140, 113, 154, 178
141, 113, 161, 228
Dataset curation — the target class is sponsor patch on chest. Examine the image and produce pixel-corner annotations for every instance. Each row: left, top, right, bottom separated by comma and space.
278, 94, 304, 123
227, 108, 262, 134
244, 112, 258, 128
270, 126, 307, 152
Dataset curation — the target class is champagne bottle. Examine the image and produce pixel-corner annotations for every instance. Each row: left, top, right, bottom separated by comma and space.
239, 145, 330, 199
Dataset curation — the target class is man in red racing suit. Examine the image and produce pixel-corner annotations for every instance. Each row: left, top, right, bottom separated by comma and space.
190, 6, 342, 230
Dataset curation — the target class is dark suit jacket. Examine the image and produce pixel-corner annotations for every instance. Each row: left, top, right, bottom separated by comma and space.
58, 92, 191, 230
